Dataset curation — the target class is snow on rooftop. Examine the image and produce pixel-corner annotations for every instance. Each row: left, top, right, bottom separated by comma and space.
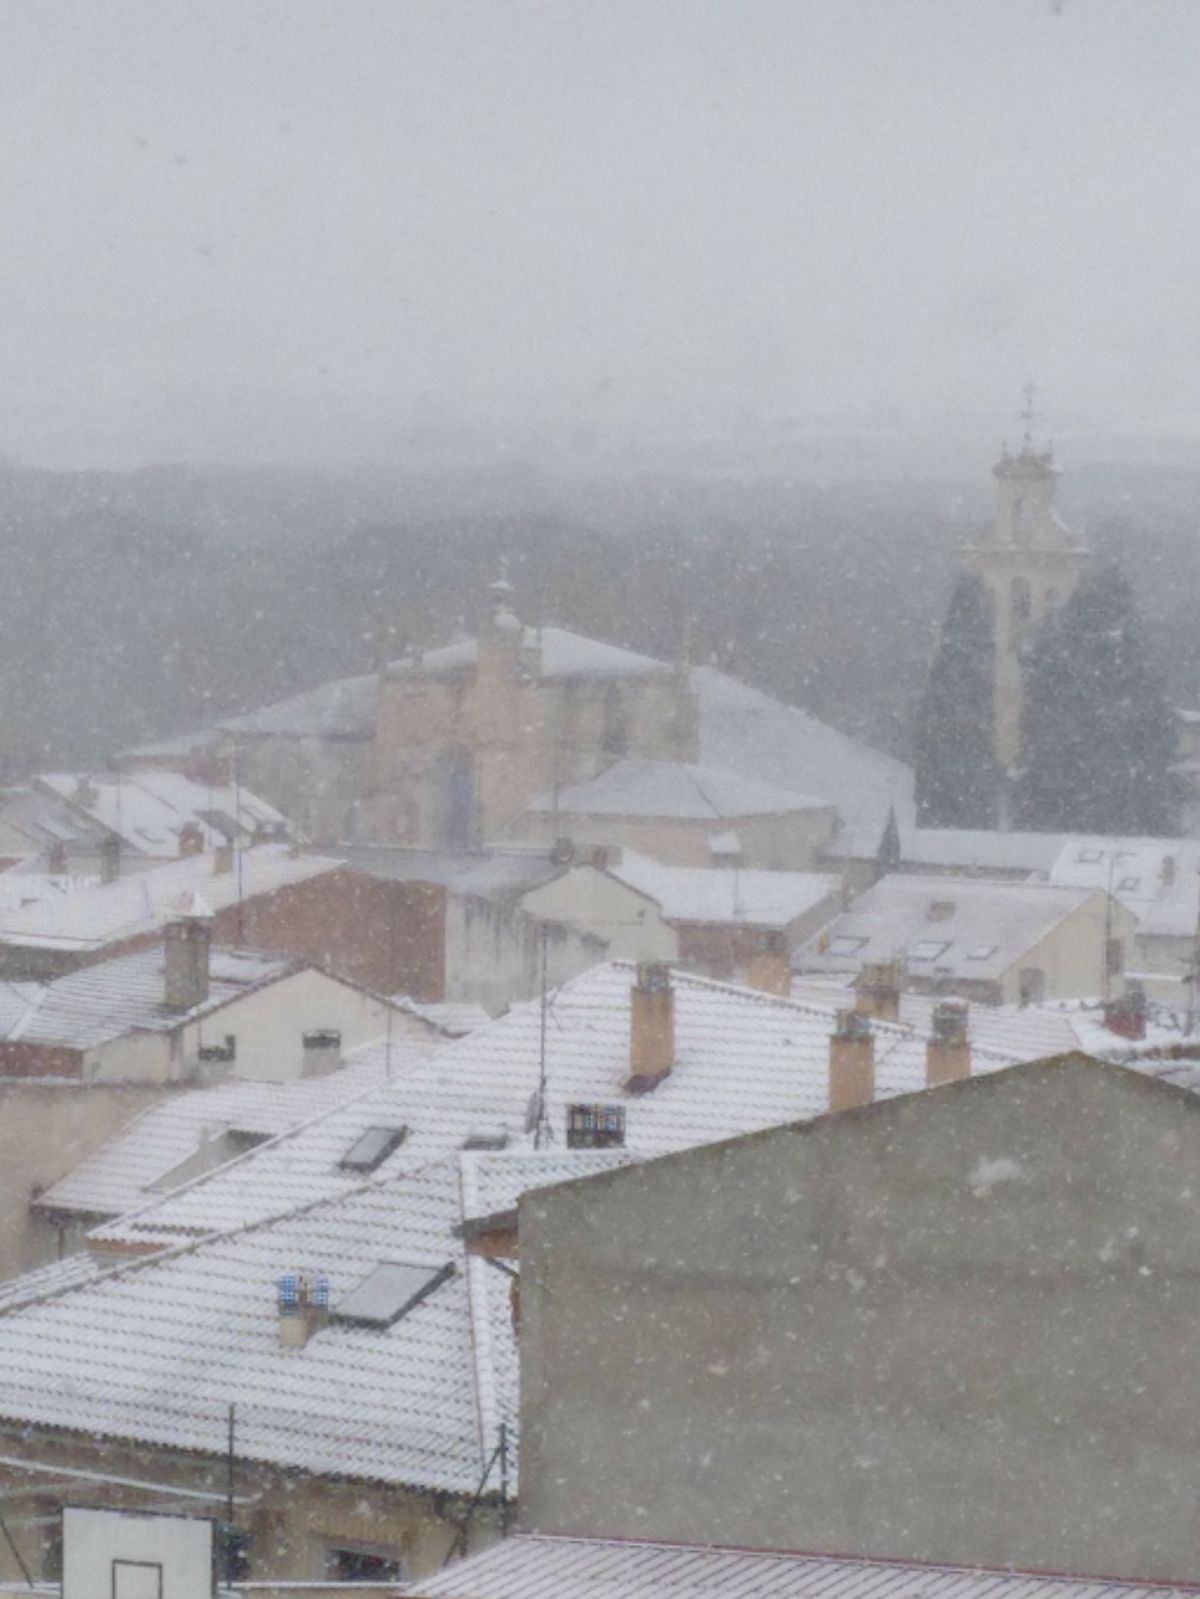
36, 1048, 430, 1220
0, 844, 341, 952
414, 1533, 1200, 1599
611, 849, 840, 927
0, 944, 300, 1054
692, 666, 915, 842
797, 875, 1105, 983
1048, 835, 1200, 941
199, 627, 915, 841
34, 770, 286, 857
532, 760, 829, 820
0, 1153, 519, 1495
90, 962, 1027, 1251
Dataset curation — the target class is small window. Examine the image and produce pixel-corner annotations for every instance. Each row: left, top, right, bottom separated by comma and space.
1019, 967, 1046, 1006
328, 1545, 404, 1582
908, 940, 951, 961
567, 1103, 626, 1149
198, 1034, 236, 1063
339, 1125, 408, 1173
332, 1260, 455, 1328
1117, 876, 1140, 893
826, 935, 868, 957
967, 944, 998, 961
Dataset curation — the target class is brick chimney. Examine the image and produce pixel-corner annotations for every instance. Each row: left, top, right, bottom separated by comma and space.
829, 1009, 874, 1112
164, 897, 213, 1011
746, 931, 791, 997
626, 961, 675, 1094
1104, 989, 1147, 1041
926, 1001, 970, 1086
854, 960, 901, 1021
278, 1273, 330, 1349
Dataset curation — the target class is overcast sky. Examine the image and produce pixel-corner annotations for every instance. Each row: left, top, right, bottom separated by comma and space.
2, 0, 1199, 467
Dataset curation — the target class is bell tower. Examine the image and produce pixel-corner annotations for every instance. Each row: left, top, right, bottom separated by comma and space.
967, 384, 1088, 778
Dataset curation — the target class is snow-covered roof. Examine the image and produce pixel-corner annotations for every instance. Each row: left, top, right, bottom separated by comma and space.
0, 1153, 519, 1495
827, 825, 1069, 874
389, 626, 668, 683
532, 760, 829, 821
459, 1148, 635, 1227
90, 963, 1023, 1250
196, 627, 915, 840
399, 999, 494, 1036
412, 1533, 1199, 1599
610, 850, 840, 928
33, 770, 287, 857
0, 1252, 100, 1312
692, 666, 915, 842
35, 1049, 434, 1220
331, 845, 564, 902
0, 945, 300, 1054
788, 975, 1089, 1061
796, 875, 1107, 984
0, 844, 342, 953
1048, 836, 1200, 942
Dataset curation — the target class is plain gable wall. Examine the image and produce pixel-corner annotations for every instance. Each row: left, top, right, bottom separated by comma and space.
0, 1082, 171, 1274
520, 866, 677, 962
520, 1060, 1200, 1581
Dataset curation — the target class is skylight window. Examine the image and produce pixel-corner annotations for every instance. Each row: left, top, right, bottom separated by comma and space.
967, 944, 998, 961
1118, 876, 1140, 893
826, 935, 867, 957
907, 940, 951, 961
331, 1260, 455, 1328
339, 1125, 408, 1174
1077, 848, 1103, 863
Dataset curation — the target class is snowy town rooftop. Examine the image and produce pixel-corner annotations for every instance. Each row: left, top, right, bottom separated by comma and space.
796, 874, 1108, 983
86, 961, 1023, 1251
611, 848, 840, 926
0, 844, 341, 952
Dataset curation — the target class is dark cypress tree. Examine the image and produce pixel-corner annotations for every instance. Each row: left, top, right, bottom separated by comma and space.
876, 804, 902, 875
913, 574, 999, 828
1016, 565, 1179, 835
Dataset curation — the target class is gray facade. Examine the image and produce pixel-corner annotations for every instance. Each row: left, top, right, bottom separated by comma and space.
520, 1057, 1200, 1581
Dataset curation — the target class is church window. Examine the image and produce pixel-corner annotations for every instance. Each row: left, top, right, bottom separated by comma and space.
1011, 576, 1032, 622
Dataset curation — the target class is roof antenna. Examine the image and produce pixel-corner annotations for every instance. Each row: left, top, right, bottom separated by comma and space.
534, 924, 553, 1149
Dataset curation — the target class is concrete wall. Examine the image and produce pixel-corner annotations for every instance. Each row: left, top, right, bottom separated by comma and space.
520, 1058, 1200, 1582
0, 1081, 171, 1275
444, 895, 606, 1013
520, 867, 677, 963
0, 1425, 501, 1588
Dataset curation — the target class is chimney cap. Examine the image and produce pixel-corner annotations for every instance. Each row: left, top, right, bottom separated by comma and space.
635, 961, 672, 993
931, 1001, 969, 1043
835, 1008, 872, 1040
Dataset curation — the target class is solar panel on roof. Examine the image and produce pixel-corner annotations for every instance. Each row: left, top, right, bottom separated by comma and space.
332, 1260, 455, 1328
